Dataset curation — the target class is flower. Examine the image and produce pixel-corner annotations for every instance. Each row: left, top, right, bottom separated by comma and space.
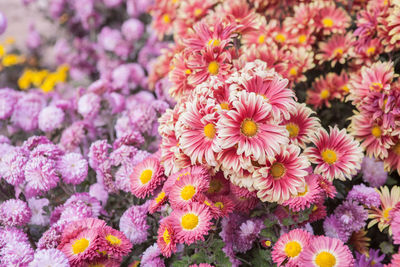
272, 229, 312, 267
361, 156, 388, 187
0, 199, 32, 227
0, 148, 28, 186
141, 243, 165, 267
99, 226, 132, 259
347, 184, 381, 208
130, 157, 165, 198
323, 215, 351, 242
57, 152, 88, 185
77, 93, 101, 119
119, 203, 150, 244
316, 33, 354, 67
368, 186, 400, 235
28, 197, 50, 226
171, 202, 212, 245
334, 200, 368, 234
28, 249, 69, 267
299, 236, 354, 267
304, 126, 363, 181
38, 106, 65, 132
355, 249, 385, 267
157, 217, 177, 258
217, 91, 289, 164
24, 155, 59, 195
255, 144, 309, 203
0, 239, 34, 266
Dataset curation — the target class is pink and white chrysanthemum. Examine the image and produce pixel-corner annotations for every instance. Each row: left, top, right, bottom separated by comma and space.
272, 229, 312, 267
179, 99, 221, 166
99, 226, 132, 259
169, 169, 209, 210
306, 74, 341, 110
298, 236, 354, 267
162, 165, 210, 194
309, 200, 328, 223
255, 145, 309, 204
384, 141, 400, 174
241, 74, 296, 120
171, 202, 212, 245
283, 173, 324, 212
282, 103, 321, 148
130, 157, 165, 199
315, 3, 351, 35
157, 216, 177, 258
349, 112, 394, 159
58, 229, 100, 266
149, 190, 168, 214
348, 61, 394, 105
304, 126, 363, 181
209, 195, 235, 218
217, 91, 289, 164
315, 33, 354, 67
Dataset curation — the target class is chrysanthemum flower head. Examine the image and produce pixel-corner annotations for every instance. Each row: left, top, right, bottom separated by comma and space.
24, 155, 59, 195
0, 199, 32, 227
316, 33, 354, 67
304, 126, 363, 181
255, 144, 309, 203
272, 229, 312, 267
157, 216, 177, 258
28, 249, 69, 267
119, 203, 150, 245
99, 226, 132, 259
130, 157, 165, 198
205, 171, 230, 196
171, 202, 212, 245
163, 165, 210, 194
57, 152, 88, 185
299, 236, 354, 267
315, 2, 351, 35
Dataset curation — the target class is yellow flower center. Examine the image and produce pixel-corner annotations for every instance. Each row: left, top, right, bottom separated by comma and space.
241, 119, 258, 137
180, 185, 196, 200
208, 179, 222, 193
162, 14, 171, 24
320, 89, 330, 99
313, 205, 318, 212
284, 241, 302, 258
208, 39, 221, 47
298, 34, 307, 44
333, 48, 343, 57
370, 82, 383, 91
275, 34, 286, 43
341, 85, 349, 93
106, 234, 121, 246
265, 240, 271, 247
315, 251, 336, 267
184, 69, 192, 75
322, 18, 334, 28
72, 238, 90, 255
194, 8, 202, 16
286, 123, 300, 138
383, 207, 392, 220
139, 169, 153, 184
321, 149, 337, 165
371, 260, 377, 265
366, 46, 376, 56
297, 184, 309, 197
208, 61, 219, 75
220, 102, 230, 110
258, 34, 266, 44
289, 67, 298, 76
215, 201, 224, 209
371, 125, 382, 138
204, 123, 216, 139
156, 191, 166, 203
181, 213, 199, 230
392, 143, 400, 155
163, 229, 171, 244
270, 163, 286, 179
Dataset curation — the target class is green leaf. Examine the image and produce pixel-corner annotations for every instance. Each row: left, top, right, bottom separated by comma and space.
282, 217, 295, 226
251, 248, 274, 266
264, 218, 277, 228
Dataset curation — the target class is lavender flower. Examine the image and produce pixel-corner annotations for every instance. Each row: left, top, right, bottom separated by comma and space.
37, 221, 66, 249
60, 121, 85, 152
77, 92, 101, 119
0, 12, 7, 35
11, 91, 46, 132
0, 199, 32, 227
362, 157, 388, 187
88, 140, 111, 170
59, 200, 93, 223
122, 18, 144, 41
26, 24, 41, 50
141, 243, 165, 267
98, 27, 123, 52
334, 200, 368, 233
323, 215, 351, 242
0, 228, 29, 247
355, 249, 385, 267
236, 219, 264, 253
89, 183, 109, 206
28, 249, 69, 267
347, 184, 381, 208
120, 202, 150, 244
38, 106, 65, 132
0, 148, 28, 186
0, 88, 19, 120
28, 198, 50, 226
0, 240, 34, 266
24, 156, 59, 195
65, 193, 102, 218
56, 153, 88, 185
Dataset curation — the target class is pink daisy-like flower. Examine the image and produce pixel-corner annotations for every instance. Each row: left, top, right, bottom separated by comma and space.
99, 226, 132, 259
205, 171, 230, 196
179, 98, 221, 166
217, 91, 289, 164
282, 103, 321, 148
315, 2, 351, 35
209, 195, 235, 218
149, 190, 168, 214
130, 157, 165, 198
304, 126, 363, 181
298, 236, 354, 267
255, 144, 309, 204
0, 199, 32, 227
56, 153, 88, 185
171, 202, 212, 245
241, 74, 296, 120
272, 229, 312, 267
315, 33, 354, 67
24, 156, 59, 194
283, 173, 324, 212
157, 216, 177, 258
348, 61, 394, 106
169, 170, 209, 210
309, 199, 328, 223
162, 165, 210, 194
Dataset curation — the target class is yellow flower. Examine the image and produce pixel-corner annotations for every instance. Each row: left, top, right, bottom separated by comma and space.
18, 69, 34, 90
2, 54, 23, 67
0, 45, 5, 58
40, 74, 58, 93
32, 70, 49, 87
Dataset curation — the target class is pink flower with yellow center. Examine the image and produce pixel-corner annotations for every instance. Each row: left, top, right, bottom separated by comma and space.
368, 186, 400, 235
384, 140, 400, 174
149, 190, 168, 214
254, 144, 309, 203
99, 226, 132, 260
315, 33, 354, 67
157, 217, 177, 258
217, 91, 289, 164
315, 3, 351, 35
272, 229, 312, 267
171, 202, 212, 245
304, 126, 363, 181
130, 157, 166, 199
298, 236, 354, 267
